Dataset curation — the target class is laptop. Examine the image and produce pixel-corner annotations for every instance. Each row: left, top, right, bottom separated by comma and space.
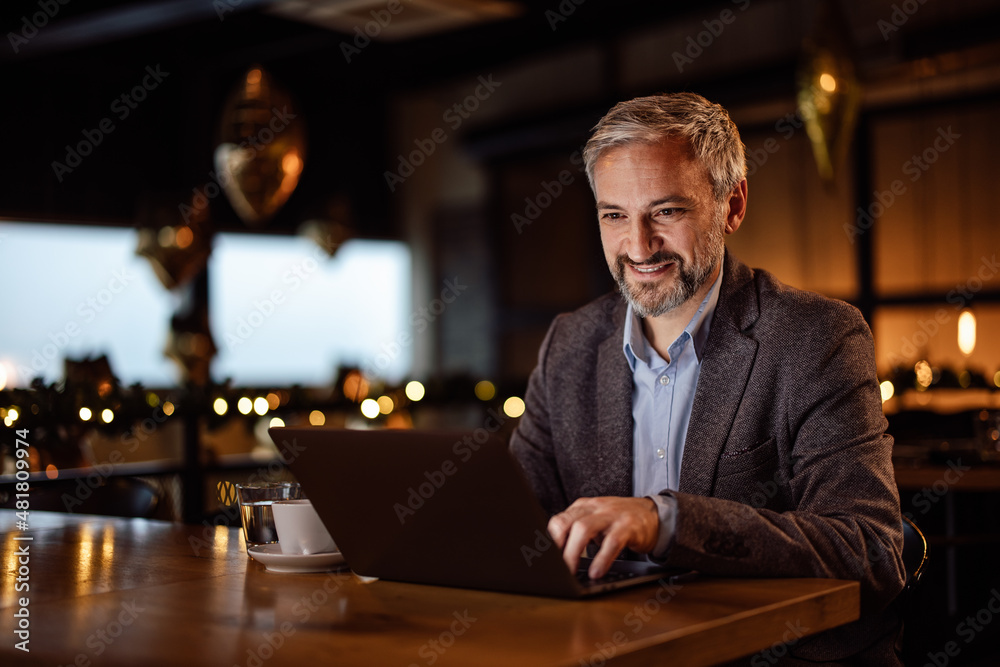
268, 426, 694, 598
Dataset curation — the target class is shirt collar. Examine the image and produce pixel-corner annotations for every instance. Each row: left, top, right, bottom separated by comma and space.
622, 261, 724, 371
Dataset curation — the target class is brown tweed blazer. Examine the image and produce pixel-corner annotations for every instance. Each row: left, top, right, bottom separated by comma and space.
510, 251, 906, 663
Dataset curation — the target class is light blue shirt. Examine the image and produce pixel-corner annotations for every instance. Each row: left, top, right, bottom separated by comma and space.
623, 265, 723, 556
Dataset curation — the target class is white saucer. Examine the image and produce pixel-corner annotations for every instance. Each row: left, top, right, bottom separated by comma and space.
247, 543, 347, 573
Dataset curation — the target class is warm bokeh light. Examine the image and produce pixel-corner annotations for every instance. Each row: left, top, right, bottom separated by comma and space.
503, 396, 526, 418
360, 398, 380, 419
146, 392, 160, 407
266, 392, 281, 410
879, 380, 895, 403
213, 398, 229, 416
958, 309, 976, 356
247, 68, 262, 85
475, 380, 496, 401
309, 410, 326, 426
253, 397, 269, 416
101, 409, 114, 423
269, 417, 285, 428
819, 72, 837, 92
2, 416, 11, 428
914, 360, 933, 388
79, 407, 93, 421
162, 401, 175, 416
158, 226, 176, 247
377, 395, 394, 415
994, 371, 1000, 388
958, 370, 972, 388
7, 407, 18, 422
45, 464, 58, 480
343, 371, 370, 402
405, 380, 425, 402
282, 151, 303, 175
237, 397, 253, 415
175, 225, 194, 249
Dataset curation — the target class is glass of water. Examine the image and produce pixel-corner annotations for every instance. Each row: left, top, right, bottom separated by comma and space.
236, 482, 302, 554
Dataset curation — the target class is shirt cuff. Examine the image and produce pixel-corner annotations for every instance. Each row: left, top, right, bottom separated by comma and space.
646, 493, 678, 560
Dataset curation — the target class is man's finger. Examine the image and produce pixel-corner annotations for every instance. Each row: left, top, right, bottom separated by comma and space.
588, 531, 624, 579
562, 520, 594, 574
546, 513, 569, 549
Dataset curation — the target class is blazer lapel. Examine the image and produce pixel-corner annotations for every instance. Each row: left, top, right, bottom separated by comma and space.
679, 254, 759, 497
595, 301, 634, 498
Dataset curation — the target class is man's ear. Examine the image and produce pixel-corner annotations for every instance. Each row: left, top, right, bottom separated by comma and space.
725, 179, 748, 235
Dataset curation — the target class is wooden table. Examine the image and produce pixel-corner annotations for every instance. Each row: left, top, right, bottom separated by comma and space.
0, 511, 859, 666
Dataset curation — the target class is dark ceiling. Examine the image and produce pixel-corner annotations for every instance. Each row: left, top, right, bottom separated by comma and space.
3, 0, 999, 235
1, 0, 745, 234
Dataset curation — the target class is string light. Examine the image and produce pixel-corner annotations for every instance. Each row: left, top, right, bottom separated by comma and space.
475, 380, 496, 401
360, 399, 380, 419
503, 396, 525, 418
879, 381, 894, 403
405, 381, 425, 402
253, 397, 269, 416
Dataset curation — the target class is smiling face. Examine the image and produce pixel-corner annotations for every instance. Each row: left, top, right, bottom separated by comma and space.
593, 137, 743, 318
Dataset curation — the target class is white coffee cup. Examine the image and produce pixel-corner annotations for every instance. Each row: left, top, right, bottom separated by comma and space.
271, 499, 337, 555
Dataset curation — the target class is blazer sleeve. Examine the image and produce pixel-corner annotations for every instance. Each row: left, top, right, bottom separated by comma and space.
509, 315, 569, 516
661, 307, 906, 614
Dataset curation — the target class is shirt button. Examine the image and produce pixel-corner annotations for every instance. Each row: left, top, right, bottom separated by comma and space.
659, 375, 670, 386
656, 448, 665, 459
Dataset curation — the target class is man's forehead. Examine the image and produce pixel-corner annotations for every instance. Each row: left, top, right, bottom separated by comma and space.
593, 139, 711, 190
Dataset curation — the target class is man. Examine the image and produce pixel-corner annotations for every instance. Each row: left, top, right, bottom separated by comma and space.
509, 92, 905, 663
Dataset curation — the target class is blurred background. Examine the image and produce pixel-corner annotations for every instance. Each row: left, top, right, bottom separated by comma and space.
1, 0, 999, 661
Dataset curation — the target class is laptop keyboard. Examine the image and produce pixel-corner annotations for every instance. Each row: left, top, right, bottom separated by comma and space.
576, 568, 639, 586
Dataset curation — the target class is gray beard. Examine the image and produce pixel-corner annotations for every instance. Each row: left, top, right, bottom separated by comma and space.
613, 229, 723, 318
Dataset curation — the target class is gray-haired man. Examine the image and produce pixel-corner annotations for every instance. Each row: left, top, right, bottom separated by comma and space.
510, 92, 905, 663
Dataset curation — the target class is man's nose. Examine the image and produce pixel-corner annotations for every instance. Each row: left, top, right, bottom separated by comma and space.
626, 218, 662, 262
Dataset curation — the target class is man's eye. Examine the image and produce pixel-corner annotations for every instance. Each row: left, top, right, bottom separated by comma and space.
658, 208, 682, 216
601, 212, 623, 220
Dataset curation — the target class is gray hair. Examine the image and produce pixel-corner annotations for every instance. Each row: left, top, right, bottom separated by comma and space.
582, 92, 747, 201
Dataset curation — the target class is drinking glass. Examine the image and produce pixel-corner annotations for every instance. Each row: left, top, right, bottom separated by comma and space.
236, 482, 302, 553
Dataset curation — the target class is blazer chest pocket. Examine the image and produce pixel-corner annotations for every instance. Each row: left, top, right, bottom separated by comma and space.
714, 437, 786, 509
716, 436, 777, 479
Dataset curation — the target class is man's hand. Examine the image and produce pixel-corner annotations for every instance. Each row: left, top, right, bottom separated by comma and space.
547, 496, 660, 579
